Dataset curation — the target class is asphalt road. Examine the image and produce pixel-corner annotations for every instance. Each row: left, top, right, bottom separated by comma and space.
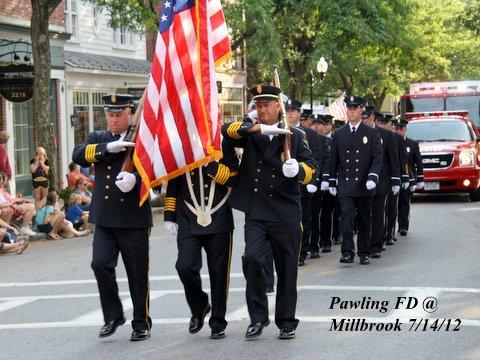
0, 194, 479, 360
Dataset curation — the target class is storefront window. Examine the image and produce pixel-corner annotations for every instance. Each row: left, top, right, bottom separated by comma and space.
72, 91, 107, 146
92, 92, 106, 131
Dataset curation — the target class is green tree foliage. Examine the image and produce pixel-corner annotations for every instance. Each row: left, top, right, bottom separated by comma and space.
224, 0, 480, 108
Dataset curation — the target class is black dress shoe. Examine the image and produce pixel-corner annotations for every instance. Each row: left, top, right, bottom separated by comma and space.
360, 256, 370, 265
278, 327, 295, 340
371, 252, 381, 258
99, 318, 126, 338
210, 328, 225, 339
130, 329, 151, 341
266, 285, 274, 294
189, 303, 211, 334
310, 251, 320, 259
386, 238, 395, 245
322, 247, 332, 253
245, 320, 270, 340
298, 259, 306, 266
381, 245, 387, 251
399, 229, 408, 236
339, 255, 354, 264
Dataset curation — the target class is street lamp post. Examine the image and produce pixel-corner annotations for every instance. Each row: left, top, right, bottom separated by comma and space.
310, 57, 329, 110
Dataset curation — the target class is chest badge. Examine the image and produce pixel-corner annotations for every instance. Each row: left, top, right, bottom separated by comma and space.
406, 147, 411, 153
280, 152, 286, 162
363, 136, 368, 144
380, 138, 383, 145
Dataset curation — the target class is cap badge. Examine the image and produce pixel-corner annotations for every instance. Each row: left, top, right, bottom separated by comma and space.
256, 85, 262, 94
363, 136, 368, 144
287, 100, 291, 105
111, 95, 116, 103
350, 96, 354, 102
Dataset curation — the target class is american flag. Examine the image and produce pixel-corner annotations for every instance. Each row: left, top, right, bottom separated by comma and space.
134, 0, 231, 204
328, 92, 348, 121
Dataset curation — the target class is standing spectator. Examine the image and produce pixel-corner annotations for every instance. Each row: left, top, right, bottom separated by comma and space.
67, 163, 93, 189
29, 147, 50, 209
73, 178, 92, 209
0, 131, 12, 181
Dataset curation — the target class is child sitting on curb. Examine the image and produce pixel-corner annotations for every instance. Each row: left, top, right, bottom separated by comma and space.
66, 193, 89, 232
35, 190, 89, 240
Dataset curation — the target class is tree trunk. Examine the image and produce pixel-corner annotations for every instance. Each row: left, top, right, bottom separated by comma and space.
30, 0, 60, 189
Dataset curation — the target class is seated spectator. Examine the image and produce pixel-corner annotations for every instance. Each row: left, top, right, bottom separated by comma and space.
67, 162, 93, 189
80, 164, 95, 182
35, 190, 89, 240
0, 172, 36, 236
66, 193, 89, 231
0, 230, 28, 254
73, 178, 92, 209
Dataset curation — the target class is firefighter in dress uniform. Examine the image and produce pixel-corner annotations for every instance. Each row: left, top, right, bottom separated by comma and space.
361, 107, 401, 259
394, 118, 425, 236
162, 144, 238, 340
377, 114, 410, 246
329, 96, 383, 265
284, 102, 323, 266
72, 94, 153, 341
309, 114, 332, 255
222, 85, 317, 340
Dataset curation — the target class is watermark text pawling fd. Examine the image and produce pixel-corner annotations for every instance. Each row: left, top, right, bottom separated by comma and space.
328, 296, 460, 332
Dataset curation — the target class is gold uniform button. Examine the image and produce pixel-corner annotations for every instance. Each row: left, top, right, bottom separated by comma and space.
257, 169, 261, 173
258, 160, 262, 164
107, 166, 112, 170
356, 150, 360, 153
105, 185, 110, 189
272, 175, 276, 178
190, 171, 195, 175
255, 178, 259, 182
355, 178, 358, 181
254, 188, 258, 192
120, 198, 124, 202
104, 196, 109, 200
346, 177, 349, 181
204, 184, 208, 188
106, 175, 111, 179
270, 185, 274, 189
205, 197, 209, 201
269, 194, 273, 197
346, 160, 350, 163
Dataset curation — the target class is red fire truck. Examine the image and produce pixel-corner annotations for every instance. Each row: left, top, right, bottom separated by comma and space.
399, 81, 480, 200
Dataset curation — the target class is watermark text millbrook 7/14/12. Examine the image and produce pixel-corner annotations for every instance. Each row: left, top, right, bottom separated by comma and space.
328, 296, 461, 332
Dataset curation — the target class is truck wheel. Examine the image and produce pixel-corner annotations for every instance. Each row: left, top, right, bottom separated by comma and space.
469, 189, 480, 201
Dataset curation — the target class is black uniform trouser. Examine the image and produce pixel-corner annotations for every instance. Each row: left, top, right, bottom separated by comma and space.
309, 192, 322, 253
332, 197, 341, 240
338, 194, 373, 257
398, 188, 412, 231
264, 239, 275, 287
243, 218, 301, 329
175, 228, 233, 330
299, 195, 311, 261
320, 192, 335, 248
370, 193, 388, 253
385, 192, 399, 242
91, 226, 151, 331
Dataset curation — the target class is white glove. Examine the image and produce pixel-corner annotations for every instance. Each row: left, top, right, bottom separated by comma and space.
260, 124, 291, 136
329, 187, 337, 196
402, 181, 410, 190
106, 140, 135, 153
115, 171, 136, 193
282, 158, 299, 178
417, 182, 425, 190
392, 185, 400, 195
246, 110, 258, 123
164, 221, 178, 235
410, 185, 417, 193
306, 184, 317, 193
366, 180, 376, 190
320, 181, 329, 191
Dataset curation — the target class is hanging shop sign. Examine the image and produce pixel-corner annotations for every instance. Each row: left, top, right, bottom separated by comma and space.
0, 63, 34, 103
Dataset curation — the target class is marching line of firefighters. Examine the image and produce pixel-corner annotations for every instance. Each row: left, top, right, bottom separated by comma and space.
76, 87, 424, 343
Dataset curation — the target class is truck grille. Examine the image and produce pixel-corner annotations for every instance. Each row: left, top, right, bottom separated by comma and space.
421, 153, 454, 170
